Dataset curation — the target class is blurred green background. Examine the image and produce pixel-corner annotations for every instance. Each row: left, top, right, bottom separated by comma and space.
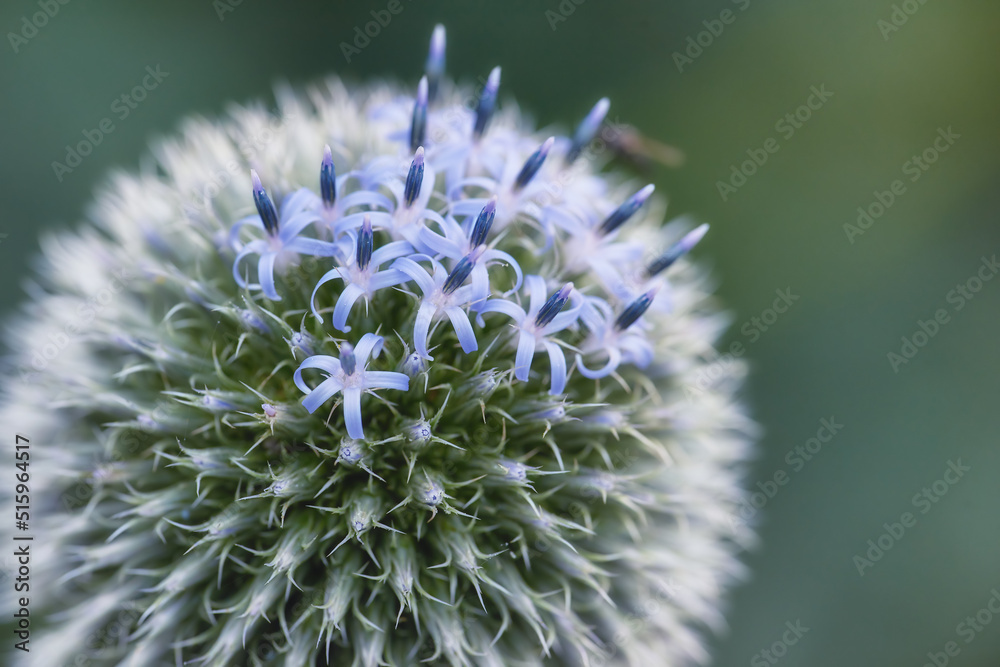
1, 0, 998, 665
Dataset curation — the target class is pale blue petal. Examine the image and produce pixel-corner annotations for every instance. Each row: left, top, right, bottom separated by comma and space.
413, 301, 436, 359
445, 306, 478, 354
332, 283, 366, 332
483, 249, 523, 295
354, 332, 385, 368
576, 348, 622, 380
418, 227, 462, 259
279, 210, 322, 241
310, 268, 348, 322
294, 355, 342, 393
339, 190, 394, 214
284, 237, 340, 257
281, 187, 318, 215
342, 387, 365, 439
524, 275, 548, 317
580, 296, 613, 333
371, 240, 415, 267
477, 298, 525, 323
392, 257, 436, 296
469, 264, 491, 315
364, 371, 410, 392
232, 240, 268, 288
544, 340, 568, 395
257, 252, 281, 301
228, 215, 265, 248
369, 268, 408, 291
301, 377, 345, 414
514, 331, 537, 382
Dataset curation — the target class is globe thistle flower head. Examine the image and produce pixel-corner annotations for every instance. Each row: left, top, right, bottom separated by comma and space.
1, 23, 755, 667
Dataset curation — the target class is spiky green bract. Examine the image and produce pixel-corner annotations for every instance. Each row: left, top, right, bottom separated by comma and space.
0, 74, 754, 665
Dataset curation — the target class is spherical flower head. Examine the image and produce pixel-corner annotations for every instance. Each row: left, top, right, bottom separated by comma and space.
0, 25, 755, 667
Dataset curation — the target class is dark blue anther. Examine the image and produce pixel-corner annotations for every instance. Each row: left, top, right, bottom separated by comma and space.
646, 224, 709, 277
566, 98, 609, 165
614, 289, 657, 331
404, 147, 425, 208
410, 77, 428, 152
597, 184, 654, 236
320, 145, 336, 209
250, 170, 279, 236
513, 137, 554, 192
442, 246, 484, 294
426, 25, 446, 104
356, 215, 373, 270
469, 197, 497, 247
340, 342, 357, 376
534, 283, 573, 327
473, 66, 501, 140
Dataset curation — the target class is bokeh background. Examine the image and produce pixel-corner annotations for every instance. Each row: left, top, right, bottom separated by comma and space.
1, 0, 998, 665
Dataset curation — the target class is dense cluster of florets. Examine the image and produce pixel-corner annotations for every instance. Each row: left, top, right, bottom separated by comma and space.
1, 25, 754, 667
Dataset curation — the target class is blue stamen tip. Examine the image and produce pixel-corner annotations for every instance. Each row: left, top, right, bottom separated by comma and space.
646, 223, 709, 277
615, 289, 658, 331
598, 184, 654, 236
513, 137, 554, 192
410, 77, 428, 152
404, 147, 425, 208
534, 282, 573, 327
469, 196, 497, 247
426, 25, 446, 103
340, 342, 357, 376
442, 246, 484, 294
320, 145, 336, 209
356, 214, 374, 270
250, 170, 279, 236
473, 66, 501, 140
566, 97, 610, 164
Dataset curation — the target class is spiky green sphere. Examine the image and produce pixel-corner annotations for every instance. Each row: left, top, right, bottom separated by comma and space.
1, 28, 754, 667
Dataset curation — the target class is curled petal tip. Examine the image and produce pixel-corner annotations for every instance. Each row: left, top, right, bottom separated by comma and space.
250, 169, 262, 191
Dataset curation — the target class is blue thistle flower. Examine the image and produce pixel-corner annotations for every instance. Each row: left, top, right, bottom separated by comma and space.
310, 214, 412, 331
293, 333, 409, 439
0, 24, 755, 667
230, 171, 339, 300
479, 276, 582, 395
